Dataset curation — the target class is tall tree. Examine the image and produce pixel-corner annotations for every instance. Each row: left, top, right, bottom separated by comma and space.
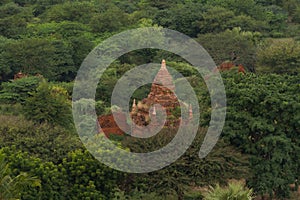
0, 76, 41, 104
256, 38, 300, 74
23, 80, 73, 128
197, 28, 260, 72
0, 38, 75, 81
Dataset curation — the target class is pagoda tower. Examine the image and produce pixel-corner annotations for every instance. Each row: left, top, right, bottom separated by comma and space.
98, 59, 191, 137
130, 60, 180, 130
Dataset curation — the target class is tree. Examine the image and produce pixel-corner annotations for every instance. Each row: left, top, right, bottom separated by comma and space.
89, 6, 130, 33
256, 38, 300, 74
138, 0, 183, 10
153, 3, 205, 37
41, 1, 96, 23
248, 136, 295, 198
0, 114, 82, 163
113, 188, 166, 200
0, 76, 41, 104
0, 151, 40, 200
195, 5, 267, 34
22, 81, 73, 128
0, 37, 75, 81
69, 35, 95, 69
291, 5, 300, 23
26, 21, 95, 77
207, 0, 267, 21
0, 2, 23, 18
219, 72, 300, 198
122, 128, 250, 200
0, 3, 33, 38
0, 36, 14, 81
62, 149, 124, 199
226, 14, 267, 33
263, 5, 288, 36
1, 147, 69, 199
0, 145, 125, 199
197, 28, 260, 72
197, 6, 235, 34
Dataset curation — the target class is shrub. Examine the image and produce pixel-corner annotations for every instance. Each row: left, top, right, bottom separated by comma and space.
204, 182, 254, 200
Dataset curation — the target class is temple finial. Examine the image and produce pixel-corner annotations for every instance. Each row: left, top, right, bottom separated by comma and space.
161, 59, 166, 68
132, 99, 137, 112
189, 104, 193, 120
152, 106, 156, 115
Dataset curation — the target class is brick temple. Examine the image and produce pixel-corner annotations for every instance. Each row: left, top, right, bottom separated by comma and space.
131, 60, 180, 126
98, 60, 193, 137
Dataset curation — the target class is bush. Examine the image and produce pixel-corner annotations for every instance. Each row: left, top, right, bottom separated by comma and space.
204, 182, 254, 200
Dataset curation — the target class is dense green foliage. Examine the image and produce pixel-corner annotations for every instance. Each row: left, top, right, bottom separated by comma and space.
0, 152, 40, 200
122, 128, 250, 199
197, 28, 260, 72
0, 76, 41, 104
197, 71, 300, 198
23, 80, 73, 127
0, 0, 299, 81
0, 0, 299, 199
0, 115, 81, 163
220, 73, 300, 198
256, 38, 300, 74
204, 182, 254, 200
0, 147, 124, 199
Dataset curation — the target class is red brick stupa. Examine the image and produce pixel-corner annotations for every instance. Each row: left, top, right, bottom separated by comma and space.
130, 60, 180, 129
98, 60, 192, 137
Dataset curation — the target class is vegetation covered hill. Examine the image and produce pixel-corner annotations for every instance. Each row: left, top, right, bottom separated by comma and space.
0, 0, 299, 199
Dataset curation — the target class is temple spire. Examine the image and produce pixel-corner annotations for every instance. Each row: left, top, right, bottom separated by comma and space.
152, 106, 156, 115
161, 59, 166, 68
132, 99, 137, 112
152, 59, 175, 91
